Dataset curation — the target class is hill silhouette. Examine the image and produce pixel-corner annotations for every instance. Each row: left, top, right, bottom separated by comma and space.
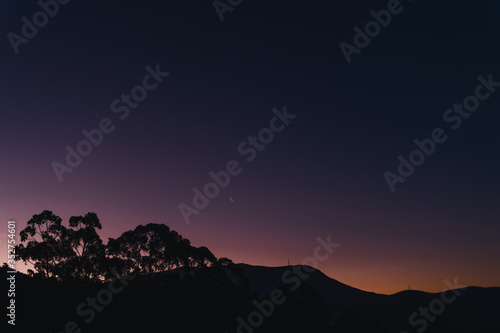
3, 263, 499, 333
5, 211, 499, 333
238, 264, 500, 333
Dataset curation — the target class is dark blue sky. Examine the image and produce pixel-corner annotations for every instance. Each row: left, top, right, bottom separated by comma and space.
1, 0, 499, 293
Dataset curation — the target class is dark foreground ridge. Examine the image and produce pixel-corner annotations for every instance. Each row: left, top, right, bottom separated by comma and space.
2, 263, 499, 333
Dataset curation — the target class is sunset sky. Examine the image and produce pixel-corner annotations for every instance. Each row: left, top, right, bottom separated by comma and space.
1, 0, 499, 295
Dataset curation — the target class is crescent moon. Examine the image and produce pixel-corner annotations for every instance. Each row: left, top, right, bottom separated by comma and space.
230, 197, 234, 202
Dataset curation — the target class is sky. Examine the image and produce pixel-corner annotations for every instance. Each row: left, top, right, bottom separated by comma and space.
1, 0, 499, 295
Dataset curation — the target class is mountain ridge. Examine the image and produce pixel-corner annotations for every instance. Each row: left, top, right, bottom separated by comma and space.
236, 263, 500, 333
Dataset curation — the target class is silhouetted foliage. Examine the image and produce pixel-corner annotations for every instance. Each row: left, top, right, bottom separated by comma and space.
16, 210, 67, 279
16, 211, 222, 283
106, 222, 217, 276
61, 212, 106, 282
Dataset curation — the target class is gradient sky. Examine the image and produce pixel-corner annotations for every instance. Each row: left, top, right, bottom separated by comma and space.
1, 0, 499, 295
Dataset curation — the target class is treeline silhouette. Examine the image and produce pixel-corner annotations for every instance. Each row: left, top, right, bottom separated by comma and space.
15, 210, 231, 283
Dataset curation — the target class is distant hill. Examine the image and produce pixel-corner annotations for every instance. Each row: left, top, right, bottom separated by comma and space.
238, 264, 500, 333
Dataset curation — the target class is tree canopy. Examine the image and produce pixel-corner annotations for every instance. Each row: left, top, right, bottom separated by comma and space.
15, 210, 230, 283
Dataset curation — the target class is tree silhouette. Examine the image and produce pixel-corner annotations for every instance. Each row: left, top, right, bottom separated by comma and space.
17, 212, 225, 282
215, 257, 233, 266
16, 210, 68, 278
184, 245, 217, 268
16, 210, 106, 282
108, 223, 173, 275
60, 212, 106, 282
106, 222, 215, 275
